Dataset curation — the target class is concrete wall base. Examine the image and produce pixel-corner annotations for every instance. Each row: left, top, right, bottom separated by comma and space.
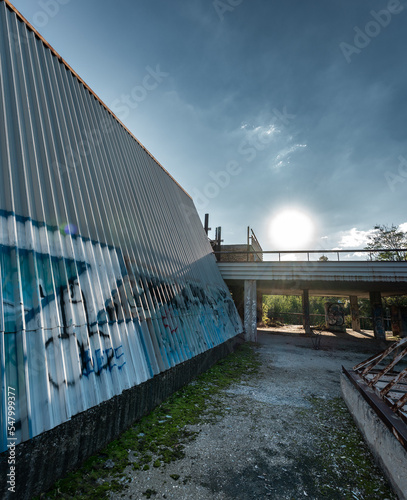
0, 335, 243, 500
341, 373, 407, 500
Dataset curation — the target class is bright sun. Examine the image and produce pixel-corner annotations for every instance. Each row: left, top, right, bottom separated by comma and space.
269, 209, 314, 249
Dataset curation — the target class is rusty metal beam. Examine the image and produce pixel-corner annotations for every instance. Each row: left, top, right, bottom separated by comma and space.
369, 347, 407, 386
342, 366, 407, 451
353, 338, 407, 374
352, 337, 407, 429
380, 367, 407, 397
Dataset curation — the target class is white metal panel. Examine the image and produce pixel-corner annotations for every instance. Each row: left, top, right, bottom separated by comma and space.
0, 1, 243, 453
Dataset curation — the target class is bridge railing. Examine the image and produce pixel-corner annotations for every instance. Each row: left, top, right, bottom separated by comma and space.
214, 248, 407, 262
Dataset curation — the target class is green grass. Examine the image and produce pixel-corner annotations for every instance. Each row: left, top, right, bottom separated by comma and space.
302, 396, 397, 499
37, 342, 260, 499
35, 342, 396, 499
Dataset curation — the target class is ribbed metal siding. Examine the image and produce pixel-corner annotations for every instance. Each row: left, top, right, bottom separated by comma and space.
0, 1, 242, 452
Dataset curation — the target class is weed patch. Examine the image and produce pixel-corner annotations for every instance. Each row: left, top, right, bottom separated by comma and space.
303, 396, 397, 498
37, 342, 259, 499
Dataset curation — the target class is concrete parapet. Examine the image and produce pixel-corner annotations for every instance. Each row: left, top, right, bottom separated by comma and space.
0, 335, 243, 500
341, 372, 407, 500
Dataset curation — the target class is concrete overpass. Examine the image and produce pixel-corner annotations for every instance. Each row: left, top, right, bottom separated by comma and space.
217, 260, 407, 341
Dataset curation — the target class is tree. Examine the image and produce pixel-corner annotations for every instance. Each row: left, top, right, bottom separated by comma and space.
365, 224, 407, 261
319, 255, 329, 262
262, 294, 346, 326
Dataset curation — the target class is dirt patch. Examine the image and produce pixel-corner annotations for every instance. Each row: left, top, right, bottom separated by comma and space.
106, 329, 397, 499
260, 323, 392, 340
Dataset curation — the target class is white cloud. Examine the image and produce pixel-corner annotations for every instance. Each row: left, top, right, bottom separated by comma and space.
281, 253, 298, 261
272, 144, 307, 169
338, 227, 375, 248
338, 223, 407, 251
242, 123, 280, 140
337, 252, 367, 261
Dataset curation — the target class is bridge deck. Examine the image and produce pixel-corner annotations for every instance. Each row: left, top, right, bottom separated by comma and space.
218, 261, 407, 297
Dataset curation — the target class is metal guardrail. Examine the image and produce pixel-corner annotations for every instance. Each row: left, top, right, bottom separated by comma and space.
247, 227, 263, 262
214, 248, 407, 262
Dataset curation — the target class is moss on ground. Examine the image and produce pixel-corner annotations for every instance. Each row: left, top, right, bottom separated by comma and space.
35, 342, 399, 499
37, 342, 260, 499
301, 396, 397, 499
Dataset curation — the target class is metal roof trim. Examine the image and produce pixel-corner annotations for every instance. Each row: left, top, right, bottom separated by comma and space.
2, 0, 191, 199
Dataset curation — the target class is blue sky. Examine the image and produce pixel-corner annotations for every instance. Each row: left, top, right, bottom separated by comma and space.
9, 0, 407, 252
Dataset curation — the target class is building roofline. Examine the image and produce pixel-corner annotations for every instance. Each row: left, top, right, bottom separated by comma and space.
2, 0, 191, 199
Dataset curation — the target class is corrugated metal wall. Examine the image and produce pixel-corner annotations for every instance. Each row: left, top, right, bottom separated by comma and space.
0, 0, 242, 453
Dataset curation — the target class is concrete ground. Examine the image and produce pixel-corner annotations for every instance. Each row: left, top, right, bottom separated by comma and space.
111, 327, 399, 499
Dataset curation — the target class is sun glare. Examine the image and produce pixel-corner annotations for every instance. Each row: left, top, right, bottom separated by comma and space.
269, 209, 314, 249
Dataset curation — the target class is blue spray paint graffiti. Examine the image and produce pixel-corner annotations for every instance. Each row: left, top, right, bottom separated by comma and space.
0, 213, 242, 452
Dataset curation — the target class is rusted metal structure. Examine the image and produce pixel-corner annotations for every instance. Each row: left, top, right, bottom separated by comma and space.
342, 340, 407, 499
346, 338, 407, 442
0, 0, 242, 460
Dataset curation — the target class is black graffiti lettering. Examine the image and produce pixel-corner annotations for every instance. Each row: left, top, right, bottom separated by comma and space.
59, 285, 69, 339
48, 373, 62, 389
81, 290, 92, 339
45, 337, 53, 348
77, 338, 90, 378
112, 291, 122, 321
106, 300, 116, 322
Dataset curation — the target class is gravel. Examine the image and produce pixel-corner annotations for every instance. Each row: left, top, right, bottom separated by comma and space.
109, 328, 397, 500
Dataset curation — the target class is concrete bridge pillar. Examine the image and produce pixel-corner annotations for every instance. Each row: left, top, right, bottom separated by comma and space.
390, 306, 407, 338
302, 289, 311, 334
349, 295, 361, 332
244, 280, 257, 341
369, 291, 386, 340
257, 290, 263, 323
390, 306, 402, 337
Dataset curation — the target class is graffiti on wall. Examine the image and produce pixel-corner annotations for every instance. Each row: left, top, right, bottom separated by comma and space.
0, 212, 242, 452
371, 302, 385, 338
324, 302, 346, 332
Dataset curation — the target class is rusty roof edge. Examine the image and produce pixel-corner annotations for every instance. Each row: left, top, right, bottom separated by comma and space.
2, 0, 192, 200
342, 366, 407, 450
